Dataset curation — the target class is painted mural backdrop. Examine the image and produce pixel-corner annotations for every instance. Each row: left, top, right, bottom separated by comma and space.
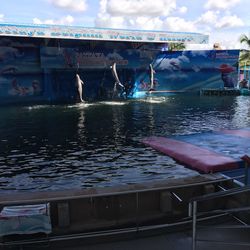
40, 45, 156, 69
134, 50, 240, 95
0, 36, 240, 103
0, 39, 44, 102
39, 43, 158, 100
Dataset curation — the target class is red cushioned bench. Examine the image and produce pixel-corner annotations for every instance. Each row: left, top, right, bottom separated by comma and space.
143, 136, 238, 173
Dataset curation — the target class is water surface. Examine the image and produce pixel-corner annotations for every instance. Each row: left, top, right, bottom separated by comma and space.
0, 95, 250, 193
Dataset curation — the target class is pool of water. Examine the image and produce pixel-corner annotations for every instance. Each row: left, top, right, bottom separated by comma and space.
0, 95, 250, 193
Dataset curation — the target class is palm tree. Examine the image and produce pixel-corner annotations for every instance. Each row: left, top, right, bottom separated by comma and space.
239, 34, 250, 67
168, 42, 186, 51
240, 34, 250, 48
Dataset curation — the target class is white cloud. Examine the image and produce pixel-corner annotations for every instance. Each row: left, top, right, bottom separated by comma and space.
49, 0, 87, 12
62, 15, 75, 24
215, 15, 244, 28
96, 0, 213, 34
197, 11, 218, 25
33, 18, 53, 25
105, 0, 176, 17
95, 16, 125, 29
178, 6, 188, 14
196, 11, 244, 30
164, 17, 197, 32
95, 0, 166, 30
94, 0, 246, 50
0, 14, 4, 21
96, 15, 163, 31
130, 17, 163, 30
33, 15, 74, 25
99, 0, 108, 14
186, 30, 246, 50
205, 0, 241, 10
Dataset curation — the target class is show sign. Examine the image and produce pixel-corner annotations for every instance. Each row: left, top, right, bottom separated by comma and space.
0, 23, 209, 44
40, 47, 155, 69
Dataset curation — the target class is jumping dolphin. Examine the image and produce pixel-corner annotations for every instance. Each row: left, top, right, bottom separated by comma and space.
110, 62, 124, 97
76, 73, 84, 102
149, 64, 156, 91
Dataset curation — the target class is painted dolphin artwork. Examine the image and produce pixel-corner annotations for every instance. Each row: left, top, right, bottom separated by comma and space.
111, 62, 124, 98
149, 64, 156, 91
76, 73, 84, 102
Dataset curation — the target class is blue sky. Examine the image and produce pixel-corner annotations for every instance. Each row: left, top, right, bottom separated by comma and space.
0, 0, 249, 49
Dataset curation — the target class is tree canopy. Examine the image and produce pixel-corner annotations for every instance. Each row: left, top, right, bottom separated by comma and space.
168, 43, 186, 51
239, 33, 250, 67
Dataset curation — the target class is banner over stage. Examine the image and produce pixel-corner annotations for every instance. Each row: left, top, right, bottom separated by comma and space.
0, 23, 208, 44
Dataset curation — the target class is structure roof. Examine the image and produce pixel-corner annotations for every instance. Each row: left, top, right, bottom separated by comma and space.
0, 23, 208, 44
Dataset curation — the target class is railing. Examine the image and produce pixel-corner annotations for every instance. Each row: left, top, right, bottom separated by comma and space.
242, 155, 250, 185
0, 177, 227, 207
190, 186, 250, 250
1, 156, 249, 249
0, 177, 230, 248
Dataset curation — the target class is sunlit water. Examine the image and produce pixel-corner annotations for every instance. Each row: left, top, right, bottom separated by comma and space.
0, 95, 250, 193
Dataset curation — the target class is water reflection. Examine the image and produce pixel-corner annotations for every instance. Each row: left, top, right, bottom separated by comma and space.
112, 104, 126, 144
77, 109, 86, 142
232, 96, 250, 127
0, 95, 250, 192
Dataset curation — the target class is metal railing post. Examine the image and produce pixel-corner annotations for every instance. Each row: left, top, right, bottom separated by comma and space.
188, 202, 192, 217
241, 155, 250, 186
192, 201, 197, 250
244, 161, 249, 186
136, 192, 139, 232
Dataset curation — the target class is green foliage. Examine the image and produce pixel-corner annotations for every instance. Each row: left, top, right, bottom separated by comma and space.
168, 43, 186, 51
239, 33, 250, 67
240, 34, 250, 47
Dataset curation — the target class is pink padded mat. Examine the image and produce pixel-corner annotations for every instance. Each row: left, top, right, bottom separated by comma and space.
143, 136, 238, 173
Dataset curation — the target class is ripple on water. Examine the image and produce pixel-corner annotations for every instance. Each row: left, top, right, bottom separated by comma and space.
99, 101, 127, 106
0, 96, 249, 192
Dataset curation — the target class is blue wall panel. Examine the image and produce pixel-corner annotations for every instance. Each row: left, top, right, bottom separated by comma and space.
0, 36, 240, 104
134, 50, 240, 95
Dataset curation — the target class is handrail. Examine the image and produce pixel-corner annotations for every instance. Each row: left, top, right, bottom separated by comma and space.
191, 185, 250, 250
190, 186, 250, 203
0, 213, 229, 247
190, 156, 250, 204
242, 155, 250, 185
0, 177, 229, 207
